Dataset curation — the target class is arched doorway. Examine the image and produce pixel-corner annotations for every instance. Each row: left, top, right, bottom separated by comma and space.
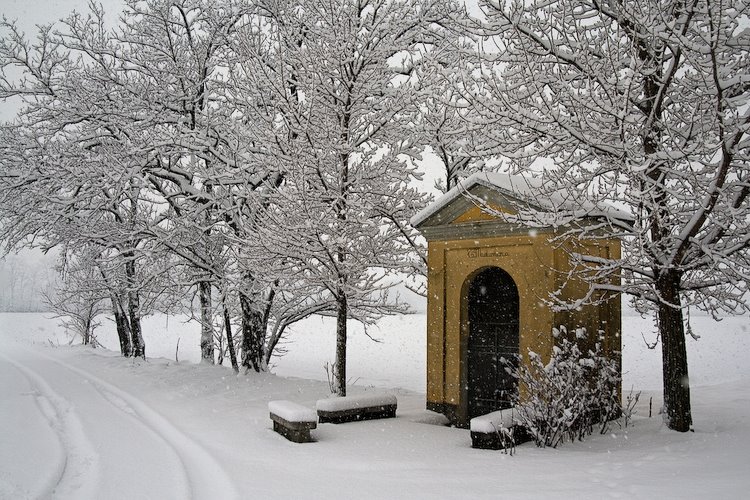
466, 267, 520, 419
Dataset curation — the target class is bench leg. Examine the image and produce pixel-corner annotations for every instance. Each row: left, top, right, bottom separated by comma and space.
273, 421, 314, 443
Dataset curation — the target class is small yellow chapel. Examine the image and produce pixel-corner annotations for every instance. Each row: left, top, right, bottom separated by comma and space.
411, 172, 630, 427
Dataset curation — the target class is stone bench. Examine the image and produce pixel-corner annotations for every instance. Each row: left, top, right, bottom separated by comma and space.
470, 408, 530, 450
316, 394, 397, 424
269, 400, 318, 443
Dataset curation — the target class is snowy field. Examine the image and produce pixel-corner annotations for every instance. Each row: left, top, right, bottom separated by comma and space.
1, 307, 749, 499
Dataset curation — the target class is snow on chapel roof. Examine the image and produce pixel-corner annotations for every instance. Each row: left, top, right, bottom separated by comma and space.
410, 172, 633, 228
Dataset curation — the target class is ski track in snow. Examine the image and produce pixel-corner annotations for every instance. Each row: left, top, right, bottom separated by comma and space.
0, 351, 100, 499
1, 345, 238, 500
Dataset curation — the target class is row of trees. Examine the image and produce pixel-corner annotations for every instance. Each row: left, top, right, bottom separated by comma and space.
2, 0, 748, 432
0, 0, 470, 394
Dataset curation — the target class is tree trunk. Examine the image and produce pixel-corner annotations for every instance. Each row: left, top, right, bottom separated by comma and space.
128, 290, 145, 358
239, 290, 265, 372
333, 290, 347, 396
263, 322, 287, 368
199, 280, 214, 363
111, 294, 132, 357
222, 296, 239, 373
199, 178, 215, 363
216, 335, 224, 366
657, 271, 692, 432
125, 258, 145, 358
83, 316, 91, 346
332, 120, 350, 397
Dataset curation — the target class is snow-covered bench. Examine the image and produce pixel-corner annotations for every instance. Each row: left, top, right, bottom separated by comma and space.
269, 400, 318, 443
316, 394, 397, 424
470, 408, 530, 450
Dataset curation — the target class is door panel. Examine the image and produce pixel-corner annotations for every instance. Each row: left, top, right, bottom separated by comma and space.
467, 267, 519, 419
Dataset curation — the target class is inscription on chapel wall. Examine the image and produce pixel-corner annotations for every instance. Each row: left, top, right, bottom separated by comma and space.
467, 248, 510, 258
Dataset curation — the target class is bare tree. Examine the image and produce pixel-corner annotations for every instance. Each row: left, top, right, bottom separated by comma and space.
465, 0, 750, 431
414, 32, 486, 193
243, 0, 457, 395
44, 248, 108, 347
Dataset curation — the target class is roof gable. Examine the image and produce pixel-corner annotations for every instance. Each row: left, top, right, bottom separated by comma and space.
411, 172, 633, 230
411, 183, 526, 228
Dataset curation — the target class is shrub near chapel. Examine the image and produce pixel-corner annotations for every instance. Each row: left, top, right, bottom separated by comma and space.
508, 326, 622, 448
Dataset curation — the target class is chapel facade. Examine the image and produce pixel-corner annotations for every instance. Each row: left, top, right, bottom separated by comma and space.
411, 172, 628, 427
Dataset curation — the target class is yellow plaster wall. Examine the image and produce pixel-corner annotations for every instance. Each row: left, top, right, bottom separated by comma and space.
426, 233, 557, 418
551, 239, 622, 361
426, 232, 623, 424
426, 243, 446, 403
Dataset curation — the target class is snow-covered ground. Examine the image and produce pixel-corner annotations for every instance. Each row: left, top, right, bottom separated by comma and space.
1, 308, 749, 499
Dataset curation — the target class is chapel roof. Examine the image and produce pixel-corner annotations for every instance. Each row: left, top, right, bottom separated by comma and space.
410, 171, 633, 229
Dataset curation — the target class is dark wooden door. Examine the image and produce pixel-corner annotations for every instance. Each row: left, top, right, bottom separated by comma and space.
467, 267, 519, 419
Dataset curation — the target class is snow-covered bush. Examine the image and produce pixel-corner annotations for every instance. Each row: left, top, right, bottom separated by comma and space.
507, 326, 621, 448
44, 287, 105, 347
42, 253, 107, 348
